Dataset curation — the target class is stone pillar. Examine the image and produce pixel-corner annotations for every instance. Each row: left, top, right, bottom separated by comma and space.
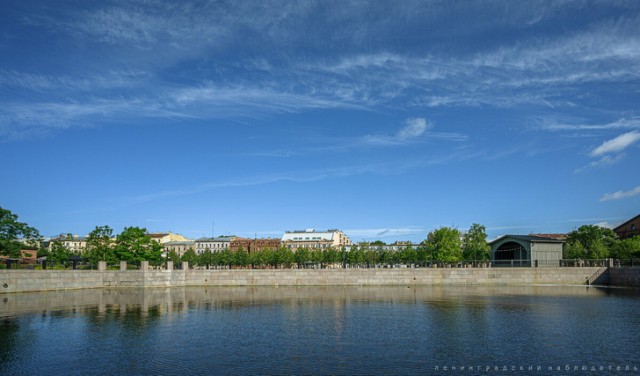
98, 261, 107, 271
182, 261, 189, 270
120, 261, 127, 271
166, 261, 173, 270
140, 261, 149, 270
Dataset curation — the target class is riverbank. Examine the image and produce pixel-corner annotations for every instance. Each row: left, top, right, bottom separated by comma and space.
2, 266, 638, 293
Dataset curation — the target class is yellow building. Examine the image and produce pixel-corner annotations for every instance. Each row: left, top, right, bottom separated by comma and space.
147, 232, 189, 244
49, 234, 87, 253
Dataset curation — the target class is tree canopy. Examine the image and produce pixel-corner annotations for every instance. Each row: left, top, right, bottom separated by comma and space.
0, 206, 41, 258
425, 227, 463, 263
462, 223, 490, 261
115, 226, 162, 263
564, 225, 618, 259
85, 225, 115, 265
612, 236, 640, 260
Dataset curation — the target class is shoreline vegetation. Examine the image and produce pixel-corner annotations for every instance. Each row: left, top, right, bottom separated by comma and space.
2, 206, 639, 271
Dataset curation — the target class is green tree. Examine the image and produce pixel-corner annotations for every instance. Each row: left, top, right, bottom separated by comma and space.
612, 236, 640, 260
362, 248, 377, 268
294, 247, 311, 268
50, 240, 71, 265
400, 245, 418, 266
218, 248, 234, 268
198, 249, 213, 269
85, 225, 115, 266
181, 248, 197, 268
565, 225, 618, 259
115, 227, 162, 264
347, 246, 365, 267
324, 248, 340, 268
563, 241, 583, 259
379, 249, 393, 267
250, 249, 267, 268
167, 249, 180, 265
0, 206, 41, 258
416, 245, 430, 267
310, 249, 324, 268
463, 223, 490, 262
277, 247, 295, 268
235, 248, 250, 268
426, 227, 463, 263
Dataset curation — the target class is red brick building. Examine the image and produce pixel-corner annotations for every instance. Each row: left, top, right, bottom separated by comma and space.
613, 214, 640, 239
230, 238, 281, 253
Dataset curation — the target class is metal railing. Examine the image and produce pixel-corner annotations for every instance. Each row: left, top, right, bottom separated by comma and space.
492, 259, 531, 267
3, 258, 639, 270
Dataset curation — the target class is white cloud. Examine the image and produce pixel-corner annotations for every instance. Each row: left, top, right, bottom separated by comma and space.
363, 117, 441, 146
397, 117, 431, 140
600, 185, 640, 201
591, 131, 640, 156
594, 221, 615, 229
572, 130, 640, 173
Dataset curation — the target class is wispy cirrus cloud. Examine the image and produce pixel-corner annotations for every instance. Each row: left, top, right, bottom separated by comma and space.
123, 161, 405, 205
3, 1, 640, 141
344, 227, 426, 240
537, 118, 640, 132
600, 185, 640, 201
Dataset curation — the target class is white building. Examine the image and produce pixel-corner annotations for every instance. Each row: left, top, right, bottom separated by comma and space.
194, 236, 236, 254
281, 229, 352, 250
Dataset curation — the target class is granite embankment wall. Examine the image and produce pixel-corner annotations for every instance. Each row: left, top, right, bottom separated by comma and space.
609, 267, 640, 287
2, 266, 635, 294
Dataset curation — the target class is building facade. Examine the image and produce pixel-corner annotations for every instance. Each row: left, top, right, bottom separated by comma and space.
163, 241, 196, 257
148, 233, 189, 245
489, 234, 565, 267
230, 238, 281, 253
613, 214, 640, 239
49, 235, 88, 253
194, 236, 236, 254
281, 229, 352, 250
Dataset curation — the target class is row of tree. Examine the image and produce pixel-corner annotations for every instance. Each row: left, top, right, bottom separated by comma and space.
36, 224, 491, 268
43, 225, 163, 266
158, 224, 492, 268
2, 206, 639, 267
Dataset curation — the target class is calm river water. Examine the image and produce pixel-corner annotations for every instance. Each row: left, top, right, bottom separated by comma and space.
0, 286, 639, 375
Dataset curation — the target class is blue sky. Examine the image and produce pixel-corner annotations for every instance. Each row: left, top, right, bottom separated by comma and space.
1, 0, 639, 242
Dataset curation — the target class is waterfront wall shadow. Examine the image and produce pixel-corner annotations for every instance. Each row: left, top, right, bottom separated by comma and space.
3, 266, 637, 294
609, 267, 640, 287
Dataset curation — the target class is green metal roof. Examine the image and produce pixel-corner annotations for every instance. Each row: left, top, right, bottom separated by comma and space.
488, 234, 565, 245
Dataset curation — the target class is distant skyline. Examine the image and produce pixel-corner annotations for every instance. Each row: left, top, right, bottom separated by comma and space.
1, 1, 639, 242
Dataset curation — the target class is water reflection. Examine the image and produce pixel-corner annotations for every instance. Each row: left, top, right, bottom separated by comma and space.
0, 285, 621, 319
0, 286, 638, 375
